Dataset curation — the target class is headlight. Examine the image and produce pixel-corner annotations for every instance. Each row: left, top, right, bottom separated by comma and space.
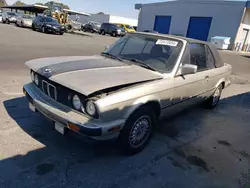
30, 70, 35, 81
46, 24, 52, 27
72, 95, 81, 110
34, 74, 39, 85
85, 100, 97, 116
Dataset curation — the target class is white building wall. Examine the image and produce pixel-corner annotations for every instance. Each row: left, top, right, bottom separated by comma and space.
70, 14, 138, 26
235, 8, 250, 45
109, 15, 138, 26
69, 14, 110, 24
138, 0, 245, 46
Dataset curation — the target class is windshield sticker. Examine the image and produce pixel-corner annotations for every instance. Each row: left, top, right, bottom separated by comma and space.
156, 39, 178, 47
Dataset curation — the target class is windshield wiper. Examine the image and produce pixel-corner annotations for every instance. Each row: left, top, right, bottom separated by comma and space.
121, 57, 156, 71
101, 52, 123, 62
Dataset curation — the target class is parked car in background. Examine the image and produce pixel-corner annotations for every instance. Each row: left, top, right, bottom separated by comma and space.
32, 15, 65, 35
16, 14, 34, 28
2, 12, 17, 24
23, 32, 232, 154
82, 21, 101, 33
114, 23, 136, 32
70, 19, 82, 31
0, 13, 2, 22
99, 23, 125, 37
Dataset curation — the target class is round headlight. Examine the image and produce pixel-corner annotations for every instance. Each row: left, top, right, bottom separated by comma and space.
85, 101, 96, 116
72, 95, 81, 110
30, 71, 35, 82
34, 74, 39, 85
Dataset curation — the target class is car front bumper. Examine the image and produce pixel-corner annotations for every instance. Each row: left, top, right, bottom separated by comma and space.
23, 83, 125, 140
23, 21, 32, 27
46, 26, 64, 33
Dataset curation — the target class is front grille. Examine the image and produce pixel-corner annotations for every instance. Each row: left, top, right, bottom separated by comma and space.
36, 74, 86, 109
42, 80, 57, 100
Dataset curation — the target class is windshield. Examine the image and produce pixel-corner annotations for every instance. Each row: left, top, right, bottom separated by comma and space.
44, 17, 59, 24
125, 25, 134, 29
104, 34, 183, 73
23, 15, 33, 19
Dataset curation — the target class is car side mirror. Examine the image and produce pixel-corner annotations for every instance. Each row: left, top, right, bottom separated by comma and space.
105, 45, 110, 50
179, 64, 197, 75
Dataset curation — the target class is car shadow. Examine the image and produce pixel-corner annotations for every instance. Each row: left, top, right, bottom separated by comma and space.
1, 91, 250, 186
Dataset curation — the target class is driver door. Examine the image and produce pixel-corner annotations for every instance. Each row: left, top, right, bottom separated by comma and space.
171, 43, 208, 113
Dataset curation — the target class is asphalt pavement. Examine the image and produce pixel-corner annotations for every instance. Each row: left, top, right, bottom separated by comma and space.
0, 24, 250, 188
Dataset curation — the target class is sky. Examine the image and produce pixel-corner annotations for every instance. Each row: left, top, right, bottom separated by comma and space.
5, 0, 168, 18
5, 0, 247, 19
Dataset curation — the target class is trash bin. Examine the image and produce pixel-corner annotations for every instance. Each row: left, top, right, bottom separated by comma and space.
211, 36, 231, 50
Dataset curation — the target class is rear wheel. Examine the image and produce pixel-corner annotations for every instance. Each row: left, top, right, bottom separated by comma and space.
21, 21, 24, 27
101, 30, 105, 35
204, 84, 223, 109
59, 32, 64, 35
6, 19, 10, 24
118, 106, 156, 155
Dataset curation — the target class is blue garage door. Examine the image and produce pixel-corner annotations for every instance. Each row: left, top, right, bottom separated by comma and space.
186, 17, 212, 41
154, 16, 172, 34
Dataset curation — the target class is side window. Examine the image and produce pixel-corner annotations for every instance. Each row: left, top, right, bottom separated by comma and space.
189, 43, 207, 71
205, 45, 216, 69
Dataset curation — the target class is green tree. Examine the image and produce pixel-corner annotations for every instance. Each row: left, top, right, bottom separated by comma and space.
13, 1, 26, 6
0, 0, 7, 7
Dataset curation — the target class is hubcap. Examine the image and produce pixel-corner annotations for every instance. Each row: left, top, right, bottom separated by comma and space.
212, 87, 221, 105
129, 115, 151, 148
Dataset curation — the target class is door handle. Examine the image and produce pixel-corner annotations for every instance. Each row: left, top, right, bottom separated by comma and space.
205, 75, 209, 79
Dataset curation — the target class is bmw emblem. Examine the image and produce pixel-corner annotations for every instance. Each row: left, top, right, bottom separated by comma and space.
44, 68, 52, 73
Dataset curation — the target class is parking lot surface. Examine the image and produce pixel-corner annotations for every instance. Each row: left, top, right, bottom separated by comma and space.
0, 24, 250, 188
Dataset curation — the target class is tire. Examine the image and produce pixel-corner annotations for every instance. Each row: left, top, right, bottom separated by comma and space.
32, 24, 35, 31
91, 29, 94, 33
204, 84, 223, 109
65, 23, 73, 33
101, 30, 105, 35
59, 32, 64, 35
42, 26, 46, 33
118, 106, 156, 155
112, 31, 117, 37
6, 19, 10, 24
21, 22, 24, 27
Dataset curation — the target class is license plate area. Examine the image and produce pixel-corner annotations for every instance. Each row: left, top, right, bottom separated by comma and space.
55, 122, 65, 135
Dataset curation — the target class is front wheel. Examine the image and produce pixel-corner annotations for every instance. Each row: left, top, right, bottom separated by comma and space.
204, 84, 222, 109
118, 106, 156, 155
42, 26, 46, 33
6, 19, 10, 24
112, 31, 117, 37
101, 30, 105, 35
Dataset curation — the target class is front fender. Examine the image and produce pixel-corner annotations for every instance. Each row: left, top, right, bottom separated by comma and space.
122, 95, 161, 119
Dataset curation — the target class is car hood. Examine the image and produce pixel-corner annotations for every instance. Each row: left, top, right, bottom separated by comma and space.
25, 56, 163, 96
